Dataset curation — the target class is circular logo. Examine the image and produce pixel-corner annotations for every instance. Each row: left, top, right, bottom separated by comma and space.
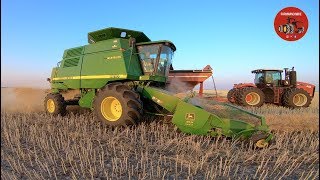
274, 7, 308, 41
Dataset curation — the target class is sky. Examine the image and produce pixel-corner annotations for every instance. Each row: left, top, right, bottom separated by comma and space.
1, 0, 319, 90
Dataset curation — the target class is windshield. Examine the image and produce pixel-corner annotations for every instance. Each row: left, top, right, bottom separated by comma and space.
254, 72, 264, 84
137, 44, 174, 76
254, 71, 282, 85
137, 45, 160, 75
156, 46, 173, 76
266, 71, 281, 84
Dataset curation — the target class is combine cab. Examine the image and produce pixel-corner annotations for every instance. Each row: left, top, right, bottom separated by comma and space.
227, 67, 315, 108
45, 27, 273, 148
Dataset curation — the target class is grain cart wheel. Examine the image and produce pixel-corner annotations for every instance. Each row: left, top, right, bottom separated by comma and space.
227, 88, 236, 103
44, 93, 66, 116
236, 87, 265, 107
94, 83, 142, 127
282, 88, 311, 108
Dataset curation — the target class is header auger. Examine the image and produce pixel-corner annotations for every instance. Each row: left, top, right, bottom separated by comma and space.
45, 27, 273, 148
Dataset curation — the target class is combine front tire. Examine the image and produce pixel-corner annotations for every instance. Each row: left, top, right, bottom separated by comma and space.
94, 83, 143, 127
227, 88, 236, 103
282, 88, 311, 108
44, 93, 66, 116
235, 87, 265, 107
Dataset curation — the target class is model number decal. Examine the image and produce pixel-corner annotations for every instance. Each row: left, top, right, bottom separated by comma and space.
152, 96, 163, 104
105, 55, 122, 60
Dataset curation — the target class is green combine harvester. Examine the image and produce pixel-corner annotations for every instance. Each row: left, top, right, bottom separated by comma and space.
45, 27, 273, 148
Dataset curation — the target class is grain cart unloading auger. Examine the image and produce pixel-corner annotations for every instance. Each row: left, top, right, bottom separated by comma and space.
45, 27, 273, 148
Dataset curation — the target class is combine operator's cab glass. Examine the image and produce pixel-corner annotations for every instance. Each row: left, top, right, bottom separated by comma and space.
137, 45, 159, 75
137, 44, 174, 76
156, 46, 173, 77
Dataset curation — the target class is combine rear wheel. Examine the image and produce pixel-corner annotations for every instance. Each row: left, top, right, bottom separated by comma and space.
282, 88, 311, 108
94, 83, 143, 127
44, 93, 66, 116
235, 87, 265, 107
227, 88, 236, 103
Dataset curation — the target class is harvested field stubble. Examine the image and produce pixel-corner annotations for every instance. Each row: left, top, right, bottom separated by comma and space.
1, 88, 319, 179
1, 112, 319, 179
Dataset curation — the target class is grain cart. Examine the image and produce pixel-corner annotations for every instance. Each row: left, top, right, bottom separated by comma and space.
45, 27, 273, 148
227, 67, 315, 108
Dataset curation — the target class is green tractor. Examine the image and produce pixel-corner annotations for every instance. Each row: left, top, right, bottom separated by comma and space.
45, 27, 273, 148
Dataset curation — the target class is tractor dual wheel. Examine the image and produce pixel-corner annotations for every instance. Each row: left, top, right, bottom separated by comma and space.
94, 83, 143, 127
282, 88, 312, 108
227, 88, 236, 103
44, 93, 66, 116
235, 87, 265, 107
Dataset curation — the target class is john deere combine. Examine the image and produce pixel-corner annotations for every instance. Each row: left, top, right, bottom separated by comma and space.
46, 27, 273, 148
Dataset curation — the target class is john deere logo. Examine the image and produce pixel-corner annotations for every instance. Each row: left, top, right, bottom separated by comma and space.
185, 113, 195, 126
185, 113, 195, 120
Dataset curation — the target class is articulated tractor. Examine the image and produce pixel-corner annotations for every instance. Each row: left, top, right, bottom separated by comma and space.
227, 68, 315, 108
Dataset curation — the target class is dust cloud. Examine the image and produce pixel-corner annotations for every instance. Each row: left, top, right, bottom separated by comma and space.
166, 78, 195, 98
1, 88, 83, 113
1, 88, 47, 113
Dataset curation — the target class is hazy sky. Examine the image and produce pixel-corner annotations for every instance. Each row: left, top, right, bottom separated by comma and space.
1, 0, 319, 90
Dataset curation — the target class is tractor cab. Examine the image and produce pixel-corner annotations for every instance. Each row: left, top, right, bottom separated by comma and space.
252, 69, 283, 87
252, 67, 297, 87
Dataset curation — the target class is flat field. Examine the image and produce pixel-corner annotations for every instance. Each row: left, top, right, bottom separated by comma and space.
1, 88, 319, 179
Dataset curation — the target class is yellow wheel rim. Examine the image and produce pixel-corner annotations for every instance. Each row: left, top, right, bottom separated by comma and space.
245, 92, 260, 106
256, 139, 268, 148
101, 97, 122, 121
47, 99, 55, 113
293, 93, 307, 106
